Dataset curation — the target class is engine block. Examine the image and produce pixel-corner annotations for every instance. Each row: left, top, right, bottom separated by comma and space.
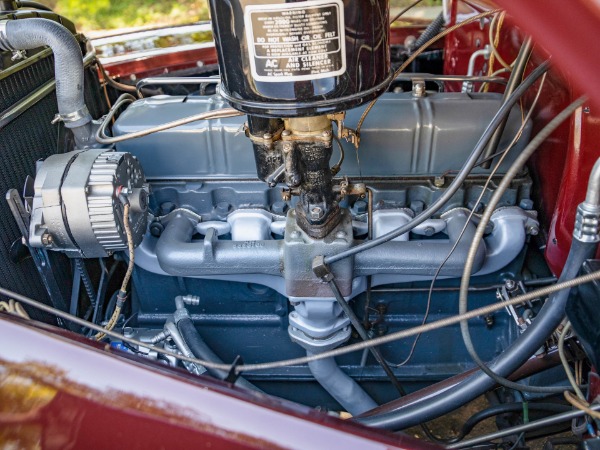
103, 90, 539, 408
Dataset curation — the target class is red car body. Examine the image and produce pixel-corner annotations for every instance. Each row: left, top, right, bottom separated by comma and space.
2, 0, 600, 447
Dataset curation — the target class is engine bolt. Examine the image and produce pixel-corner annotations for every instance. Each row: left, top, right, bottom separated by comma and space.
263, 133, 273, 140
354, 200, 368, 214
159, 201, 176, 215
149, 221, 164, 237
41, 233, 53, 246
310, 206, 324, 220
283, 143, 293, 153
505, 279, 517, 291
123, 327, 135, 338
10, 50, 26, 61
282, 130, 292, 137
434, 176, 445, 187
519, 199, 534, 210
527, 225, 539, 236
322, 130, 332, 138
412, 80, 426, 98
423, 226, 435, 236
336, 231, 347, 239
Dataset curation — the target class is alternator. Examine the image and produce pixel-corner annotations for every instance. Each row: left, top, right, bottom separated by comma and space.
29, 149, 148, 258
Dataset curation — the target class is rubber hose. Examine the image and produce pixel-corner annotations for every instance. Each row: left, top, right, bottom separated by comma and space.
356, 239, 596, 430
0, 18, 92, 146
176, 317, 263, 393
481, 37, 534, 168
307, 352, 378, 416
16, 0, 52, 11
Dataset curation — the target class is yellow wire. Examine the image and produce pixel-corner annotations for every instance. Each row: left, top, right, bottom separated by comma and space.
558, 322, 586, 400
488, 12, 512, 71
565, 391, 600, 421
95, 203, 134, 341
0, 299, 30, 319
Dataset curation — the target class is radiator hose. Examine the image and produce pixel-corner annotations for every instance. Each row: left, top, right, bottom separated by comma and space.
0, 18, 93, 147
176, 316, 264, 393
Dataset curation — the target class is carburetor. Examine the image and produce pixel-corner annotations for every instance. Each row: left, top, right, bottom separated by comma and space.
208, 0, 391, 239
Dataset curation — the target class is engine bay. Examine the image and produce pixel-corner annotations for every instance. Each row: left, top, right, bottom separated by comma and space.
1, 0, 600, 447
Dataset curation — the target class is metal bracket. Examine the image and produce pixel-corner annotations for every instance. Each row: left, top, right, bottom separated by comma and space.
265, 163, 286, 188
225, 355, 244, 383
312, 255, 333, 282
333, 178, 366, 200
5, 188, 74, 329
328, 111, 360, 149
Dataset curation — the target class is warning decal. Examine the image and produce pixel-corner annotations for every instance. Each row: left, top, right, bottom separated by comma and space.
244, 0, 346, 82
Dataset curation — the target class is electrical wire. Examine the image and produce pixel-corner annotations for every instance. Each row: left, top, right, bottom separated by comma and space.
458, 96, 587, 393
480, 36, 534, 169
389, 0, 425, 25
435, 402, 570, 444
324, 59, 550, 267
0, 299, 30, 319
328, 278, 407, 396
95, 93, 244, 145
95, 203, 134, 341
564, 391, 600, 421
487, 11, 513, 71
507, 432, 526, 450
356, 8, 502, 136
97, 60, 139, 95
389, 72, 547, 368
480, 68, 512, 92
446, 403, 600, 449
331, 134, 345, 176
558, 322, 586, 400
3, 263, 600, 375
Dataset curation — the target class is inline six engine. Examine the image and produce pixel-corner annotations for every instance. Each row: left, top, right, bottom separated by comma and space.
2, 1, 552, 415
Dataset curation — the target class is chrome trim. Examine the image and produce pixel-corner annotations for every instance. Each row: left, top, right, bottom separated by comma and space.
97, 41, 214, 65
394, 73, 508, 84
0, 48, 53, 81
136, 76, 219, 96
0, 79, 55, 130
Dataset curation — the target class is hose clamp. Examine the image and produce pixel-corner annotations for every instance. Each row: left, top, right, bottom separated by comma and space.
574, 202, 600, 243
51, 106, 91, 126
0, 20, 15, 52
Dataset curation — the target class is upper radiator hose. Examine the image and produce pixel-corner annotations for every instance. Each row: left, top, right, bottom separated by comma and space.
0, 18, 93, 147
